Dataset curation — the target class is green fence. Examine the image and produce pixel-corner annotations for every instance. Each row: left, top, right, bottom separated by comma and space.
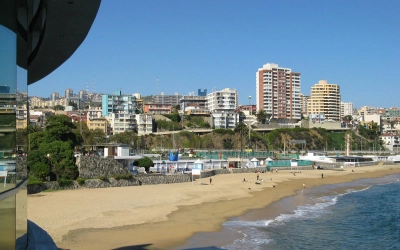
276, 154, 299, 159
266, 160, 312, 168
196, 151, 274, 159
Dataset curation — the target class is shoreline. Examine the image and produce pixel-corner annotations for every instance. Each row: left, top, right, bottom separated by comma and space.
28, 165, 400, 250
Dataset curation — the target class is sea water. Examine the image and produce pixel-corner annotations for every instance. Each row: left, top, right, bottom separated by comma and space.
179, 172, 400, 250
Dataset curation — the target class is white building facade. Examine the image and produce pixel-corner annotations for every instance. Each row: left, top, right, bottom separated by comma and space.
206, 88, 239, 129
105, 113, 137, 135
135, 114, 153, 136
341, 102, 354, 119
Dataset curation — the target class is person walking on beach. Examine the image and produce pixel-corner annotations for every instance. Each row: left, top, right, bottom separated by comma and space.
257, 173, 259, 181
321, 173, 324, 179
209, 177, 212, 185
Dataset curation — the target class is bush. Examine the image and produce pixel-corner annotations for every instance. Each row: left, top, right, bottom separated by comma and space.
112, 173, 133, 180
213, 128, 234, 135
77, 178, 86, 186
57, 178, 73, 187
28, 176, 43, 185
99, 175, 108, 181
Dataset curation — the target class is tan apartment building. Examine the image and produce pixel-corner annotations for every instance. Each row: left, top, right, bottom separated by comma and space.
307, 80, 341, 121
256, 63, 301, 120
300, 93, 309, 118
87, 117, 109, 134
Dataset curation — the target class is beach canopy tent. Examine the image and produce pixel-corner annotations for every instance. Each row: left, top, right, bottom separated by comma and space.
245, 160, 256, 168
193, 159, 204, 170
250, 158, 259, 167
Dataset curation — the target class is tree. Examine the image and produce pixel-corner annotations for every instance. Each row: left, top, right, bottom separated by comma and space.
255, 109, 269, 124
234, 122, 247, 153
82, 128, 106, 145
68, 100, 78, 110
28, 115, 82, 180
342, 115, 353, 124
53, 105, 65, 111
27, 124, 43, 134
108, 131, 137, 148
44, 115, 81, 146
134, 157, 154, 172
39, 141, 76, 180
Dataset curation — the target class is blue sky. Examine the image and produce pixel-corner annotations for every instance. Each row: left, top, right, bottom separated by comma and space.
28, 0, 399, 108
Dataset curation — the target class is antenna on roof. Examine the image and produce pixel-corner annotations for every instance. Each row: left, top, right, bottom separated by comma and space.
86, 81, 89, 93
156, 77, 159, 95
93, 75, 96, 93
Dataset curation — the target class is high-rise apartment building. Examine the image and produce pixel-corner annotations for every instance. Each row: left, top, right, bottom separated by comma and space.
102, 90, 138, 117
300, 93, 309, 117
79, 90, 88, 101
256, 63, 301, 120
341, 102, 354, 119
65, 88, 73, 99
50, 92, 59, 101
307, 80, 341, 121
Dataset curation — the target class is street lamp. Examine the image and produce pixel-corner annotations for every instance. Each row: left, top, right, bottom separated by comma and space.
248, 96, 252, 116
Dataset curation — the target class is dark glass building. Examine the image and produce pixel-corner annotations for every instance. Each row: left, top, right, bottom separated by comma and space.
0, 1, 100, 249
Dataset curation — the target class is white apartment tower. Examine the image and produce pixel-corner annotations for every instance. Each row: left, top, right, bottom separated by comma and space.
50, 92, 59, 101
65, 88, 73, 99
206, 88, 239, 129
206, 88, 238, 112
256, 63, 301, 120
341, 102, 354, 119
307, 80, 341, 121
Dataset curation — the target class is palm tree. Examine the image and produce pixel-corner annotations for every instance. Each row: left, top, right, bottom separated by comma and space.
234, 122, 247, 154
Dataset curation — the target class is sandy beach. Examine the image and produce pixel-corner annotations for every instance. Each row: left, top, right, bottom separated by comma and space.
27, 165, 400, 250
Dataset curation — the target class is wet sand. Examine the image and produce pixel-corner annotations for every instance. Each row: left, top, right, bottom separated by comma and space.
27, 165, 400, 250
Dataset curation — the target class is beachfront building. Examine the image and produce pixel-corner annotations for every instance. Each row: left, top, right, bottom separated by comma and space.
102, 90, 138, 117
255, 63, 301, 120
307, 80, 341, 121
